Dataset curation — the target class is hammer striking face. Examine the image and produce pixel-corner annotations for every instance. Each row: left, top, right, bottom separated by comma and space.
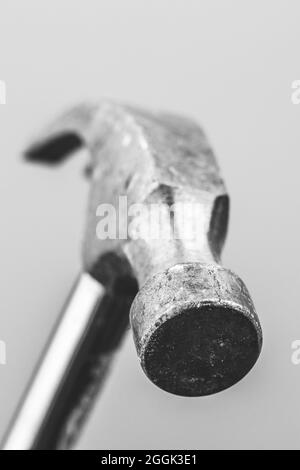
3, 101, 262, 449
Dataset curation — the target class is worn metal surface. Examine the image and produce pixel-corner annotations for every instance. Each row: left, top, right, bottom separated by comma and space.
131, 263, 261, 396
27, 100, 262, 396
26, 101, 226, 283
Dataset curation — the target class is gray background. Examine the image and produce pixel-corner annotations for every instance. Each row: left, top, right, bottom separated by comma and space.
0, 0, 299, 450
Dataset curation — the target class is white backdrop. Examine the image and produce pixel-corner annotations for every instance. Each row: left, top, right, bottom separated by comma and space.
0, 0, 299, 449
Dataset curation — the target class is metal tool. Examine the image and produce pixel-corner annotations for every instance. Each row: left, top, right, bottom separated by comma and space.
2, 101, 262, 450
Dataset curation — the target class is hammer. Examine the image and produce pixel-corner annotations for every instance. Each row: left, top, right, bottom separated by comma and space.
3, 101, 262, 450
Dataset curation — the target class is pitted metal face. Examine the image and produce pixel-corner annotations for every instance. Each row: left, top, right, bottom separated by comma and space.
131, 263, 262, 396
25, 100, 262, 396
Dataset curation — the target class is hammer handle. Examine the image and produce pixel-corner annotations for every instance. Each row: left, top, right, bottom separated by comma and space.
3, 273, 132, 450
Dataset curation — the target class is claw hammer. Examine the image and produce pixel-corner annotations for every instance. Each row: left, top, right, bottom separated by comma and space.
2, 101, 262, 450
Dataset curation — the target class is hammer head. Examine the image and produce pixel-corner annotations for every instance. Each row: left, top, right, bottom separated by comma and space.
25, 100, 262, 396
131, 264, 261, 396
